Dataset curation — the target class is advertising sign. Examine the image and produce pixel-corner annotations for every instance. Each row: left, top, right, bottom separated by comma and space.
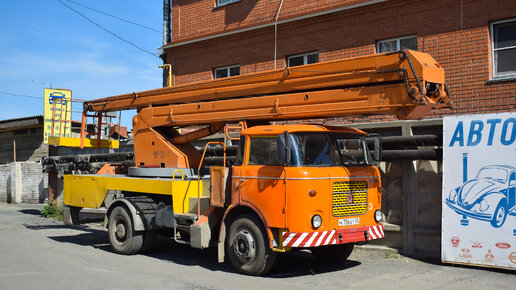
442, 112, 516, 269
43, 88, 71, 144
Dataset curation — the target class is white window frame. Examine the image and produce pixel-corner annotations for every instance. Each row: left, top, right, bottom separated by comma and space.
490, 18, 516, 80
216, 0, 240, 7
213, 65, 240, 79
287, 51, 319, 67
376, 35, 418, 53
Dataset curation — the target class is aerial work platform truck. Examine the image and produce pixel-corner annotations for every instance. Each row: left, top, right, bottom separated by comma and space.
62, 50, 451, 275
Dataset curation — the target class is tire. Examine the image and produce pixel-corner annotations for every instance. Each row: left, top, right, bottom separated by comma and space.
108, 206, 144, 255
311, 243, 354, 263
491, 198, 508, 228
227, 214, 277, 276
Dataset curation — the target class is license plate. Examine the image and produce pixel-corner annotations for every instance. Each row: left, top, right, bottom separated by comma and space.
339, 217, 360, 226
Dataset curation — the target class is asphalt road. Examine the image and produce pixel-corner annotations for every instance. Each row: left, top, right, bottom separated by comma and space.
0, 204, 514, 289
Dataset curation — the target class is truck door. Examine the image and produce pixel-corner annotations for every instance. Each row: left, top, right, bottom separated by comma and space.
240, 136, 286, 228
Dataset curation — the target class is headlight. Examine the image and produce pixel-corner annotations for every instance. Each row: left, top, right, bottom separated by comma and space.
479, 199, 489, 212
311, 215, 322, 229
374, 210, 383, 222
448, 188, 459, 203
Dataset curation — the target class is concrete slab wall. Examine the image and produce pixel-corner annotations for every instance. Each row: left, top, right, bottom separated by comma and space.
0, 162, 48, 204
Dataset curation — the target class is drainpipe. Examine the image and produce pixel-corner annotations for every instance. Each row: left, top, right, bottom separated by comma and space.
274, 0, 285, 70
162, 0, 172, 87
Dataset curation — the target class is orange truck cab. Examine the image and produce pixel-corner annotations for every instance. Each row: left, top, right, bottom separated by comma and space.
223, 124, 383, 274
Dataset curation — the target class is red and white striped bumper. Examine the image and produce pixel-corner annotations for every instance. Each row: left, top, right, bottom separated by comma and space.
282, 224, 384, 248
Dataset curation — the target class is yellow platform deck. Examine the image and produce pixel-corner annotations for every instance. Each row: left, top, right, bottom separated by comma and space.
64, 174, 206, 214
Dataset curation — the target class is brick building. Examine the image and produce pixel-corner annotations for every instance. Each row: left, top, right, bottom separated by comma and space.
162, 0, 515, 118
159, 0, 515, 257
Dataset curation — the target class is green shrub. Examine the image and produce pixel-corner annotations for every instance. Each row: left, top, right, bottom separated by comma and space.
41, 200, 63, 220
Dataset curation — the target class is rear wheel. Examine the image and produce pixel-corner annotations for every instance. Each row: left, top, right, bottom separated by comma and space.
311, 243, 354, 262
227, 214, 276, 276
108, 205, 143, 254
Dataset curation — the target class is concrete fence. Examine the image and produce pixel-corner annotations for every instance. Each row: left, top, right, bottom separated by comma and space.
0, 162, 48, 204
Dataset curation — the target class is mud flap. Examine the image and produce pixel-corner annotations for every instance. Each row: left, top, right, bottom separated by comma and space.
218, 223, 226, 263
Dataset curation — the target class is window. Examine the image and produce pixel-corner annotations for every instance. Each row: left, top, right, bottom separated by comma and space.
377, 35, 417, 53
491, 19, 516, 79
248, 137, 279, 166
287, 52, 319, 67
213, 65, 240, 79
235, 136, 245, 166
217, 0, 240, 7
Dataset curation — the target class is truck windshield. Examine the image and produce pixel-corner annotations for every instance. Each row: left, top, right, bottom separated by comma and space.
291, 133, 369, 167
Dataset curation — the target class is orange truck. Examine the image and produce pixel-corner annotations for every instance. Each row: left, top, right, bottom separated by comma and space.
62, 50, 451, 275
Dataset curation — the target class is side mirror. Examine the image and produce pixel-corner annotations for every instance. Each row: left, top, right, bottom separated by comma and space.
277, 131, 291, 166
368, 134, 382, 165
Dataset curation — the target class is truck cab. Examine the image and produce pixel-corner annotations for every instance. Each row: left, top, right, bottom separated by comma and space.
224, 124, 383, 274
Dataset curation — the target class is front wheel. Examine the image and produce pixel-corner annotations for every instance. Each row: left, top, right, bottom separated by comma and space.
491, 198, 508, 228
311, 243, 354, 263
227, 215, 276, 276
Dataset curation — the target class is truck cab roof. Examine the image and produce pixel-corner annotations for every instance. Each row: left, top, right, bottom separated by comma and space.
241, 124, 367, 136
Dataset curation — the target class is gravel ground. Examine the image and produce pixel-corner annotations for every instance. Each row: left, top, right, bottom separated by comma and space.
0, 203, 514, 289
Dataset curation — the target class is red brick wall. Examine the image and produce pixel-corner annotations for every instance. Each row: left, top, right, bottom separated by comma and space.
165, 0, 516, 119
171, 0, 381, 43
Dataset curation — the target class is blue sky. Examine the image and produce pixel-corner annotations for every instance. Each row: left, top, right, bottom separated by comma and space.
0, 0, 164, 128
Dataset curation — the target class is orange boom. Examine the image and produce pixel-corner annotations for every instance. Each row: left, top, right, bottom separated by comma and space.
63, 50, 451, 275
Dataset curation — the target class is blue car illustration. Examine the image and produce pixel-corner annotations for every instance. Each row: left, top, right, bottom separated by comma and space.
49, 92, 67, 106
446, 165, 516, 228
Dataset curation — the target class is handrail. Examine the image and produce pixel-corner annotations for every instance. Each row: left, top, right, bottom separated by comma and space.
197, 141, 226, 217
172, 169, 184, 182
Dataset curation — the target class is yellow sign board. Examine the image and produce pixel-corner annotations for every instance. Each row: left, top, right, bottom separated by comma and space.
44, 88, 72, 144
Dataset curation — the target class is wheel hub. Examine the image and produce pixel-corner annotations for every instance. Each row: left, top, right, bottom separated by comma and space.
496, 207, 505, 224
115, 222, 126, 240
233, 229, 256, 263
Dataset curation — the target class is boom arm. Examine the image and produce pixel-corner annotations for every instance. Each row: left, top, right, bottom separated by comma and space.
85, 50, 450, 124
83, 50, 451, 168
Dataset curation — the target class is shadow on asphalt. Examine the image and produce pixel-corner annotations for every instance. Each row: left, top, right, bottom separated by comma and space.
18, 209, 42, 216
23, 223, 113, 252
23, 222, 361, 277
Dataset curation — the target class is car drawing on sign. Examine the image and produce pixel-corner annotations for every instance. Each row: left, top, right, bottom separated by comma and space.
446, 165, 516, 228
49, 92, 67, 106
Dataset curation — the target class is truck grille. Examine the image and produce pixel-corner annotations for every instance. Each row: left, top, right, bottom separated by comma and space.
332, 181, 367, 217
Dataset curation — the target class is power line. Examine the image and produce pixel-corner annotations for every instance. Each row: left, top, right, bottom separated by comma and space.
0, 90, 44, 100
56, 0, 158, 58
0, 68, 52, 87
64, 0, 161, 34
0, 13, 157, 71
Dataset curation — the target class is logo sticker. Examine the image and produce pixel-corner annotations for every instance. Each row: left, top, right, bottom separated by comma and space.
460, 248, 472, 259
451, 236, 460, 248
485, 249, 494, 263
495, 242, 511, 249
509, 252, 516, 264
471, 241, 483, 249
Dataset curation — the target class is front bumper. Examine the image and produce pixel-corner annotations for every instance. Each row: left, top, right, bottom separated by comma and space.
282, 224, 384, 248
445, 200, 491, 221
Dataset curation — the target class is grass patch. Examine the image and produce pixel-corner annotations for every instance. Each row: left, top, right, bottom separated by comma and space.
41, 200, 63, 220
385, 252, 401, 259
